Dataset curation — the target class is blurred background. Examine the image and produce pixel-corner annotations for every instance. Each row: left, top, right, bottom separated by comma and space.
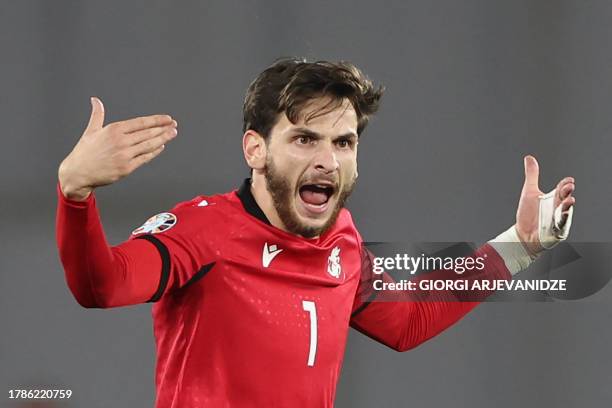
1, 0, 612, 406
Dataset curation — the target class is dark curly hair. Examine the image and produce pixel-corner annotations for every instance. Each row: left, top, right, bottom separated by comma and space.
243, 58, 384, 139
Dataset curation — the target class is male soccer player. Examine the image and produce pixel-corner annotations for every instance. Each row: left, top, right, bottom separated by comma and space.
56, 58, 576, 407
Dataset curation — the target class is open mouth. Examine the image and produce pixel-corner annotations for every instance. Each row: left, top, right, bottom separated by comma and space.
298, 183, 336, 214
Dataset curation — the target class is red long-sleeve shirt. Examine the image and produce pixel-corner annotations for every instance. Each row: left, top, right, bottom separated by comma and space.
56, 179, 511, 407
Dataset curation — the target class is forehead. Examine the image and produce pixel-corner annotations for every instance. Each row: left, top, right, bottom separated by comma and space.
273, 97, 358, 136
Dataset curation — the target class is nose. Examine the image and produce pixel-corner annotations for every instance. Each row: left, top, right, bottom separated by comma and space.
314, 142, 339, 174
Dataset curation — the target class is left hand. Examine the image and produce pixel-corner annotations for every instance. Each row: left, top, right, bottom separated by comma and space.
515, 155, 576, 256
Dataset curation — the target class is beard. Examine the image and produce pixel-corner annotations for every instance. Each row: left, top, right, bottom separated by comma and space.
264, 156, 356, 238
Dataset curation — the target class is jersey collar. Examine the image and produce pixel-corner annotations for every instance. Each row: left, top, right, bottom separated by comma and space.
237, 178, 272, 225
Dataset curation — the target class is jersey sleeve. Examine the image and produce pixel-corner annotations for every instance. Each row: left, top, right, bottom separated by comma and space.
56, 184, 215, 308
127, 199, 220, 296
349, 242, 511, 352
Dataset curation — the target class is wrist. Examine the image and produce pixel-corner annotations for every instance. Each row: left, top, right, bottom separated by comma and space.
514, 225, 543, 258
489, 225, 537, 275
58, 160, 92, 201
61, 185, 93, 201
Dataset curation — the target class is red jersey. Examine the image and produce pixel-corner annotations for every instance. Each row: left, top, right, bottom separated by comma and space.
56, 179, 511, 407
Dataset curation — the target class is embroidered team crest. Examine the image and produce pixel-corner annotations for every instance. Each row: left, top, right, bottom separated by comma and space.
131, 212, 177, 235
327, 246, 342, 278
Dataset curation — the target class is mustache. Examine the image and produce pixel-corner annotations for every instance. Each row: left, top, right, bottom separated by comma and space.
298, 175, 340, 189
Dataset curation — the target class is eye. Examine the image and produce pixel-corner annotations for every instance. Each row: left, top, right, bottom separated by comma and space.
296, 135, 313, 145
336, 138, 353, 149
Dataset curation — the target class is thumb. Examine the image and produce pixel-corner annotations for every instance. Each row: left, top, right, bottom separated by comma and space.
523, 155, 540, 189
85, 96, 105, 132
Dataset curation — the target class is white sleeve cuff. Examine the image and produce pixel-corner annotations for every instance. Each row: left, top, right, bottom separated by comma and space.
488, 225, 536, 276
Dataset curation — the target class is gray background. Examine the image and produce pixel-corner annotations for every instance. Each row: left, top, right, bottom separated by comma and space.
1, 0, 612, 407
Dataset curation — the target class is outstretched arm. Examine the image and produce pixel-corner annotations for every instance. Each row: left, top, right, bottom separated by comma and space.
351, 155, 576, 351
56, 98, 179, 307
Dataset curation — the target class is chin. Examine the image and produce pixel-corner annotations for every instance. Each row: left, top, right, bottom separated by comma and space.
288, 196, 340, 238
296, 215, 330, 232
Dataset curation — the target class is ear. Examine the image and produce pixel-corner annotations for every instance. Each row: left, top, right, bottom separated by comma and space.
243, 130, 267, 170
354, 141, 359, 179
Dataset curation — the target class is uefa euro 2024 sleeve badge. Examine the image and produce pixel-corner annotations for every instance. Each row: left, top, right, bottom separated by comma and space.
131, 212, 177, 235
327, 246, 342, 278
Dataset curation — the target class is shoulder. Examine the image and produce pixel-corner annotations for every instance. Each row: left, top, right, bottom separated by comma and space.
169, 190, 244, 227
130, 190, 242, 237
171, 190, 236, 213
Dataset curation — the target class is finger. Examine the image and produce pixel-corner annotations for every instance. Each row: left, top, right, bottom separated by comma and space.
130, 144, 166, 170
115, 114, 174, 134
127, 124, 177, 146
127, 127, 177, 157
558, 182, 575, 200
560, 196, 576, 212
555, 176, 575, 194
558, 197, 575, 227
523, 155, 540, 189
85, 97, 105, 132
557, 176, 575, 187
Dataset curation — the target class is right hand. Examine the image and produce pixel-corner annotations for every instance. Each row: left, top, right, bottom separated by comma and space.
58, 97, 178, 201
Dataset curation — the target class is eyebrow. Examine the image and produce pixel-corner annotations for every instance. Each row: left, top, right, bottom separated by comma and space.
290, 127, 358, 140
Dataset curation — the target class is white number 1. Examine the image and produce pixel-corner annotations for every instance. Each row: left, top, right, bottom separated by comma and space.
302, 300, 317, 367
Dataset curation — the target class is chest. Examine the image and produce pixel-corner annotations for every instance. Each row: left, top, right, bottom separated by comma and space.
158, 229, 363, 371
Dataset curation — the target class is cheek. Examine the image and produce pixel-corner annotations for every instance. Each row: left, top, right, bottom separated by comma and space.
268, 150, 306, 185
284, 145, 315, 164
272, 147, 313, 176
340, 158, 358, 180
